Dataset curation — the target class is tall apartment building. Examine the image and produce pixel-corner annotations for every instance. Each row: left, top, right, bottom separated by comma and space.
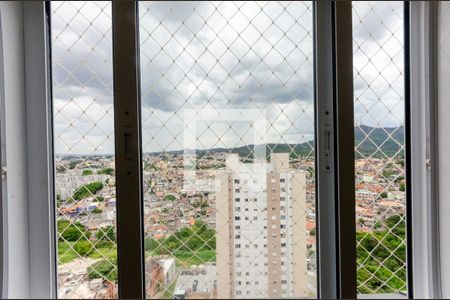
216, 153, 308, 299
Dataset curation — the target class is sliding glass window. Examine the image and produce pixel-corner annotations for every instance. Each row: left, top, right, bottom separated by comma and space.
352, 1, 408, 296
46, 1, 415, 298
51, 2, 118, 298
138, 2, 317, 299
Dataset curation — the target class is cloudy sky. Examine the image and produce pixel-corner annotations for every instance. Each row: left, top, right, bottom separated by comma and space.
51, 1, 404, 155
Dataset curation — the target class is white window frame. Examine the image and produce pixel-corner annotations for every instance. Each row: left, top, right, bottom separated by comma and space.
0, 2, 55, 298
410, 2, 441, 299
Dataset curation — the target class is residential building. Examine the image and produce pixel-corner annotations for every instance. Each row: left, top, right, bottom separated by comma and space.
216, 153, 308, 299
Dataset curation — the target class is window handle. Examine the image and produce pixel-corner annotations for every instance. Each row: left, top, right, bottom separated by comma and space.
1, 166, 6, 179
322, 110, 332, 173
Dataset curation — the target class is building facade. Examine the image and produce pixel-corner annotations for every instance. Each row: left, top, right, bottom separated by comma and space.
216, 153, 308, 299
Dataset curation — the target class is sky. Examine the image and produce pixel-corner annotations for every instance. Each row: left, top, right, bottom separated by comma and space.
51, 1, 404, 155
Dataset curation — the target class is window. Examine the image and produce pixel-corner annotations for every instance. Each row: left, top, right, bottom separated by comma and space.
7, 1, 433, 299
138, 2, 316, 298
352, 1, 407, 296
51, 2, 118, 298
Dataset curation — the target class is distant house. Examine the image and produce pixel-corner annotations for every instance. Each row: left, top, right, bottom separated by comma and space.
145, 258, 164, 298
145, 257, 176, 298
106, 198, 116, 207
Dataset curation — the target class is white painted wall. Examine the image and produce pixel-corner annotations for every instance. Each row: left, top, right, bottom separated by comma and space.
0, 1, 30, 298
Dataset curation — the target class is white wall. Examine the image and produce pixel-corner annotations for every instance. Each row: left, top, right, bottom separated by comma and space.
0, 1, 30, 298
438, 2, 450, 297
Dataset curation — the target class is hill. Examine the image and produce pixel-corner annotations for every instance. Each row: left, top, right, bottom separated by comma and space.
144, 125, 404, 160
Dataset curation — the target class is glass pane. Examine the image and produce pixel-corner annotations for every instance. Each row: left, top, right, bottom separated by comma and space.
352, 1, 407, 296
139, 1, 316, 299
51, 2, 118, 298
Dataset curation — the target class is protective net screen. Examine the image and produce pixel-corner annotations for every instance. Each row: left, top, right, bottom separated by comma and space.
139, 1, 317, 298
353, 1, 407, 295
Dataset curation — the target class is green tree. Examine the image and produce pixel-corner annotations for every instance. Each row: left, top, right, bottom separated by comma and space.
73, 182, 103, 200
97, 225, 116, 242
144, 238, 160, 252
395, 175, 405, 182
92, 207, 103, 214
87, 259, 117, 281
73, 240, 93, 256
382, 168, 394, 179
82, 169, 93, 176
57, 219, 71, 233
357, 214, 406, 293
163, 194, 176, 201
380, 192, 388, 198
59, 221, 91, 242
399, 182, 406, 192
98, 168, 114, 175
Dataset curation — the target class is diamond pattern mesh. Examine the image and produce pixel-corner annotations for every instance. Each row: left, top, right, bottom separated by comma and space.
139, 1, 316, 298
352, 1, 406, 295
51, 1, 118, 298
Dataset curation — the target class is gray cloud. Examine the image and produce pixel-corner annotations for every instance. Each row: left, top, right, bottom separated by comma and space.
52, 1, 404, 154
